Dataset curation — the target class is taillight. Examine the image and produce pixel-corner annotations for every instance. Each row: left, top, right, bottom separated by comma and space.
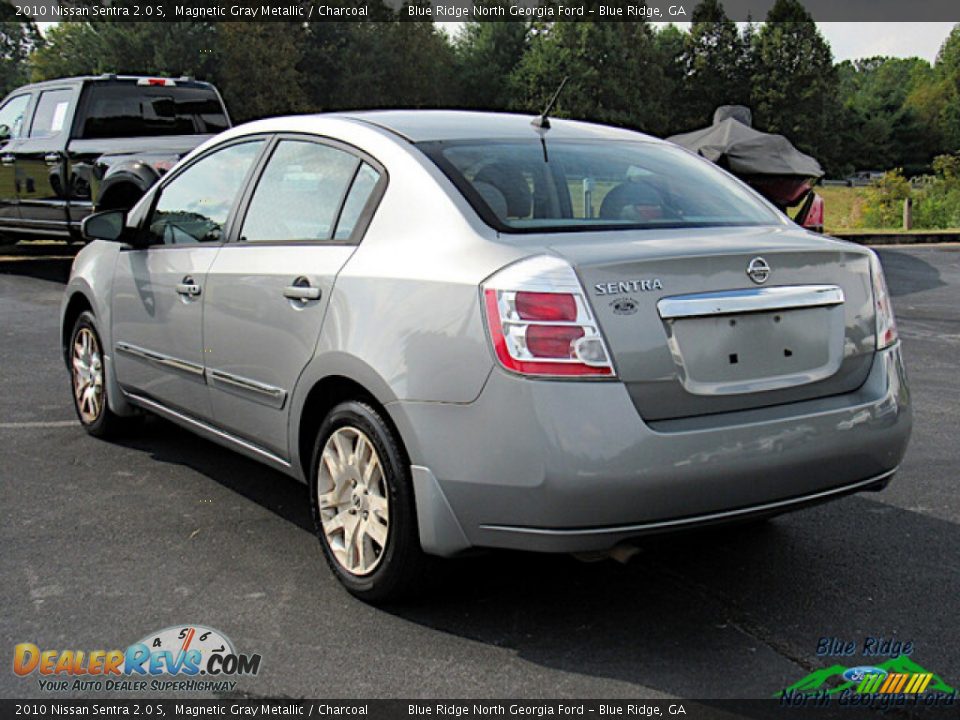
149, 159, 176, 174
869, 251, 898, 349
481, 256, 615, 377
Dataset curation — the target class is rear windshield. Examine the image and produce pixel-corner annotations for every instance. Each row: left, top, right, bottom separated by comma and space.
420, 139, 782, 233
78, 83, 229, 139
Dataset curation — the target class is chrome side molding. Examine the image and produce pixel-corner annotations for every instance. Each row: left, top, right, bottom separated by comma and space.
115, 342, 286, 408
206, 369, 287, 409
658, 285, 844, 320
123, 391, 291, 469
115, 342, 205, 378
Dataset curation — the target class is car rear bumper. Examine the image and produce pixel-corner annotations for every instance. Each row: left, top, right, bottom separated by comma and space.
389, 343, 911, 556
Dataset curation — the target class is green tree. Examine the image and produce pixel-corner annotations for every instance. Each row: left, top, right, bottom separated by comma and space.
834, 57, 937, 175
653, 23, 686, 132
510, 11, 670, 134
0, 6, 43, 95
677, 0, 748, 130
215, 23, 306, 122
455, 3, 531, 109
29, 22, 217, 81
933, 24, 960, 151
299, 18, 457, 112
749, 0, 841, 171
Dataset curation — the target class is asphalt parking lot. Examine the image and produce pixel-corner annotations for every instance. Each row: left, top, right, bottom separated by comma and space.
1, 244, 958, 700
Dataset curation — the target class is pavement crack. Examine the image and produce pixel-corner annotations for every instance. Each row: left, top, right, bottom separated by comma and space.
654, 562, 817, 673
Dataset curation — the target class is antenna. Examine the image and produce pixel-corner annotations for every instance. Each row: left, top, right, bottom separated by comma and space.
531, 76, 568, 130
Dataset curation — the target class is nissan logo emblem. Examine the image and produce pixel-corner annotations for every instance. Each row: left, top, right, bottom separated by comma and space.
747, 257, 771, 285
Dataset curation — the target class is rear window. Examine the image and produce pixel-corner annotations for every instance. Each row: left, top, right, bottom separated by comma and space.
420, 139, 781, 233
78, 83, 229, 139
29, 89, 73, 139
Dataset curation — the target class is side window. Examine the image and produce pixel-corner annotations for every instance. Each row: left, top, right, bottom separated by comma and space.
29, 89, 74, 139
0, 95, 31, 140
240, 140, 359, 243
333, 163, 381, 240
148, 140, 264, 246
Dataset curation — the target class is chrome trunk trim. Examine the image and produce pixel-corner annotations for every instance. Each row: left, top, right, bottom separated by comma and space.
657, 285, 844, 320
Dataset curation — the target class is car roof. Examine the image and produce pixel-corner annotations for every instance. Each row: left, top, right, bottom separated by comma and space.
14, 75, 215, 92
330, 110, 661, 144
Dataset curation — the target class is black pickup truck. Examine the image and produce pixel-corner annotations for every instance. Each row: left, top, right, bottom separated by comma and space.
0, 74, 230, 245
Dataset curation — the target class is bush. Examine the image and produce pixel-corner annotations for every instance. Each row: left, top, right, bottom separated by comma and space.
862, 169, 912, 228
860, 156, 960, 229
913, 154, 960, 229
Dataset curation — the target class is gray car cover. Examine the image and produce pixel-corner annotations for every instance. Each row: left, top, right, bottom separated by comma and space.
668, 106, 823, 179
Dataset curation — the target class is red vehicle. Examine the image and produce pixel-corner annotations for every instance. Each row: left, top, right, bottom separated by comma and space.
669, 106, 824, 232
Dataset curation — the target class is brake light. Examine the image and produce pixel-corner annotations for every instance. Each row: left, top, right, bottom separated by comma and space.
869, 251, 898, 349
137, 78, 175, 87
149, 159, 176, 174
481, 256, 615, 377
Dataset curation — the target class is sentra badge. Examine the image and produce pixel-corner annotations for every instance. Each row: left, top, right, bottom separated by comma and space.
595, 279, 663, 296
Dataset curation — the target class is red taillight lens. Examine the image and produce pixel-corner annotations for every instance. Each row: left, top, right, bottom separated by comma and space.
515, 291, 577, 321
481, 256, 615, 378
870, 251, 898, 349
526, 325, 584, 358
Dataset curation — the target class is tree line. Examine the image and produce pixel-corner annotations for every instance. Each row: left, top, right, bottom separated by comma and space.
2, 0, 959, 178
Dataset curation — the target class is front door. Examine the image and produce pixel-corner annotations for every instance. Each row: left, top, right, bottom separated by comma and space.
111, 138, 266, 419
203, 137, 385, 457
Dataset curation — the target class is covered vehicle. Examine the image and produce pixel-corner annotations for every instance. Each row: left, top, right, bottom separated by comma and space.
668, 106, 824, 231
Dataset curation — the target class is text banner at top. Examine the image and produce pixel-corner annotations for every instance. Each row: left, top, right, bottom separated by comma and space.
7, 0, 960, 23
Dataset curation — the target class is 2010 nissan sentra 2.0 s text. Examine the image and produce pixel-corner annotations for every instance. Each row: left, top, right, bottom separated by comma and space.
61, 111, 912, 601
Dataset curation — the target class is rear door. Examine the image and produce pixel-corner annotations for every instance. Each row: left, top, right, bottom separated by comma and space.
15, 85, 78, 234
0, 92, 31, 226
111, 137, 267, 419
203, 135, 385, 457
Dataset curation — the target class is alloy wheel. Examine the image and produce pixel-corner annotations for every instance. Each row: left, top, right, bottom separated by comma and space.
72, 327, 104, 425
317, 426, 390, 576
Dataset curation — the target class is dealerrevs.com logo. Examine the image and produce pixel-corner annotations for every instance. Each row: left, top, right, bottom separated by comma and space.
13, 625, 261, 693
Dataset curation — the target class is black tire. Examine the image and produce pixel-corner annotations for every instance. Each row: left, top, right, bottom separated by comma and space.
309, 400, 427, 603
69, 311, 123, 438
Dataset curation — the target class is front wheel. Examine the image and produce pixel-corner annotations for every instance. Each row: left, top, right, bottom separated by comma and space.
310, 400, 427, 602
69, 311, 122, 438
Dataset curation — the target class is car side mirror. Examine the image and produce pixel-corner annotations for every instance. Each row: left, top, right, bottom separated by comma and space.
81, 209, 143, 246
0, 124, 10, 142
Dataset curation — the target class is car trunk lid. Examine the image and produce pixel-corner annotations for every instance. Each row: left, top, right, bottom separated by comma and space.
547, 226, 876, 420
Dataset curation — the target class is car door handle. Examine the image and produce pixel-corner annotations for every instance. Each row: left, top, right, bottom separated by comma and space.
284, 277, 321, 302
44, 152, 62, 166
0, 154, 13, 166
175, 276, 202, 297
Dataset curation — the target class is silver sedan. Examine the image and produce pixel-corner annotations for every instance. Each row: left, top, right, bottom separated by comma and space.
61, 111, 911, 601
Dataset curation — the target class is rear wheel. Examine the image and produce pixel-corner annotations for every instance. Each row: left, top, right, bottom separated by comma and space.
69, 312, 122, 438
310, 400, 427, 602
